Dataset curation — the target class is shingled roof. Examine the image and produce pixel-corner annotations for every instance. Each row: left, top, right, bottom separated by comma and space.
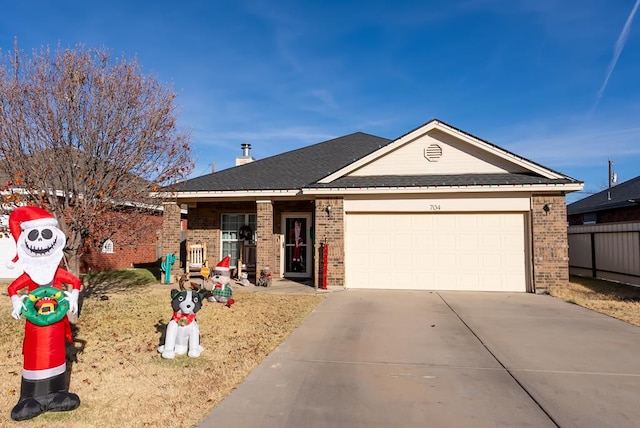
567, 175, 640, 215
176, 132, 391, 192
174, 119, 580, 194
308, 173, 576, 189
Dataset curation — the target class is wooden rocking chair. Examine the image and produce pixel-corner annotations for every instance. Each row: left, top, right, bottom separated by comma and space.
186, 241, 208, 279
237, 242, 256, 282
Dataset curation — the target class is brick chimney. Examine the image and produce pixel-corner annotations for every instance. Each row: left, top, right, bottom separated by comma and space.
235, 143, 254, 166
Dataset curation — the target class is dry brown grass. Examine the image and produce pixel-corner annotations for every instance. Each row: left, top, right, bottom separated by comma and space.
0, 284, 324, 428
549, 275, 640, 326
2, 274, 637, 427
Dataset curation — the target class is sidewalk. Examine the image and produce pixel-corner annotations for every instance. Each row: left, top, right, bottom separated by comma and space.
232, 278, 343, 295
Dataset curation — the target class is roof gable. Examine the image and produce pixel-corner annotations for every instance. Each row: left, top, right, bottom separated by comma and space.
346, 127, 532, 177
320, 119, 567, 184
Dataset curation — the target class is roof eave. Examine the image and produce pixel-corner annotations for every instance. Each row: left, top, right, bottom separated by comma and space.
303, 182, 584, 195
152, 189, 302, 200
568, 200, 640, 215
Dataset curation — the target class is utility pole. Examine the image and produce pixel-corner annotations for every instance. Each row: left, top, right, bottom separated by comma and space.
608, 160, 613, 200
608, 159, 617, 189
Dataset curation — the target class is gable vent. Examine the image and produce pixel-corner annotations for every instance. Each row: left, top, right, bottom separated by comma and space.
424, 144, 443, 162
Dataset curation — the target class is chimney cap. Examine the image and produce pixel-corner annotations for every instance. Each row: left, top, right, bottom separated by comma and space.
236, 143, 254, 166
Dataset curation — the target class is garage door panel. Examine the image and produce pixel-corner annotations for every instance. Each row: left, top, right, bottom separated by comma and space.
346, 213, 527, 292
412, 236, 434, 252
458, 234, 479, 249
480, 235, 503, 249
459, 254, 480, 269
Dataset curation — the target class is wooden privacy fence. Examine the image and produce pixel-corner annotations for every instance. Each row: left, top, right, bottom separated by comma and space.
568, 221, 640, 286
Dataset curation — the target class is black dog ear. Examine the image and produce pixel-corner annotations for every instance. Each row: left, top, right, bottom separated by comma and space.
200, 290, 212, 299
170, 289, 180, 299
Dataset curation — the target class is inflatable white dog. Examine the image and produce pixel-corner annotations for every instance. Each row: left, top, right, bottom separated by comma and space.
158, 289, 204, 359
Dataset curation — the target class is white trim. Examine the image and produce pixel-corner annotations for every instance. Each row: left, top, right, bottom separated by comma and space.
303, 183, 583, 195
157, 183, 582, 200
23, 362, 66, 380
318, 120, 567, 184
344, 196, 530, 212
435, 121, 565, 179
153, 190, 300, 199
281, 213, 312, 278
21, 217, 58, 230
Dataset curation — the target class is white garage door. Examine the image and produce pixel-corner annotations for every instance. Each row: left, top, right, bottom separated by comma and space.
345, 213, 527, 292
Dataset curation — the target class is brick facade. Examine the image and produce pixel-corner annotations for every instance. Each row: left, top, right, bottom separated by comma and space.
159, 194, 571, 292
164, 199, 320, 282
80, 242, 159, 272
256, 201, 276, 277
531, 194, 570, 291
161, 202, 182, 263
80, 211, 163, 273
314, 198, 344, 287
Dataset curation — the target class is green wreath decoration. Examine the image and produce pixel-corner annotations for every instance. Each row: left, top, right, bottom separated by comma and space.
21, 286, 69, 326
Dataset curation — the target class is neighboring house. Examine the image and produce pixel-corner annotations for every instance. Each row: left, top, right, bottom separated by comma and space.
159, 119, 583, 293
567, 176, 640, 285
78, 208, 164, 273
0, 208, 164, 278
567, 176, 640, 225
0, 147, 172, 278
0, 159, 169, 278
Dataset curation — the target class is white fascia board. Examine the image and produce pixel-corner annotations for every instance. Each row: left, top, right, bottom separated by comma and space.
318, 120, 567, 184
303, 182, 584, 196
434, 121, 564, 179
318, 121, 438, 184
153, 189, 301, 200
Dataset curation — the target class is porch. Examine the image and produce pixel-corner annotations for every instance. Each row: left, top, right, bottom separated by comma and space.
160, 198, 343, 287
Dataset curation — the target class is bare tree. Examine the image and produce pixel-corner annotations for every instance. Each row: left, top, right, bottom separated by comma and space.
0, 41, 193, 274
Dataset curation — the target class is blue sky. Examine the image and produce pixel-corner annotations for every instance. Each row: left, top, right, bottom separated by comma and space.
1, 0, 639, 203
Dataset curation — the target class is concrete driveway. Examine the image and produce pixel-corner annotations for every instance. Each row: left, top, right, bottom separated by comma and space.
198, 289, 640, 428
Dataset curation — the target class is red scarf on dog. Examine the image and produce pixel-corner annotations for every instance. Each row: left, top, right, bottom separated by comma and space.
172, 312, 196, 326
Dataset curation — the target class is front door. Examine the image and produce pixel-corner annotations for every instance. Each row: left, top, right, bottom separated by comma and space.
282, 213, 311, 278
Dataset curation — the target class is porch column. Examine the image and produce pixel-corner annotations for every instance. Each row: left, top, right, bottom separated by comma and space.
161, 202, 182, 277
256, 200, 276, 279
314, 198, 344, 287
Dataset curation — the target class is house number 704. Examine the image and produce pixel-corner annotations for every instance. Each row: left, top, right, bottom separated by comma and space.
430, 204, 441, 211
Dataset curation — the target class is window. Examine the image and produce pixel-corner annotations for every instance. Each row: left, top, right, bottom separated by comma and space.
102, 239, 114, 254
221, 214, 256, 268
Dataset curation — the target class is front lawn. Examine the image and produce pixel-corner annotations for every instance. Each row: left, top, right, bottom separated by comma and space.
549, 275, 640, 326
0, 271, 324, 427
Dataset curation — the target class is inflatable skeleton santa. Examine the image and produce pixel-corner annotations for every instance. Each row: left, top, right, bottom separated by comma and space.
6, 206, 81, 421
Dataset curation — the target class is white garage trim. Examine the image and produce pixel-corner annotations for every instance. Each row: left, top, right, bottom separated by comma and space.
344, 194, 531, 212
345, 212, 529, 292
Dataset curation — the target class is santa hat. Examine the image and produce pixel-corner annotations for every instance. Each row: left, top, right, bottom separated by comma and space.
215, 255, 231, 271
7, 206, 59, 268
